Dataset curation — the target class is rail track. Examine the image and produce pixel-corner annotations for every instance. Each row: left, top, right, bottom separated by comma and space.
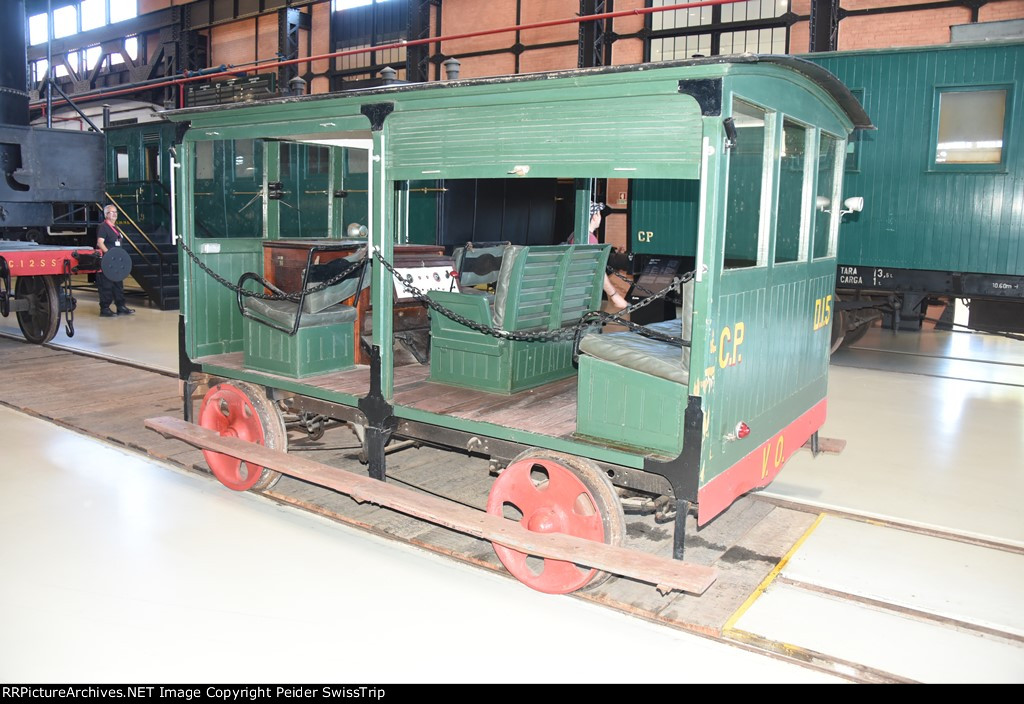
3, 331, 1019, 683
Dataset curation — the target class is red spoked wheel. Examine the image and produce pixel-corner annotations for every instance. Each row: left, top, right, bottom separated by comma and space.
198, 381, 286, 492
486, 450, 625, 594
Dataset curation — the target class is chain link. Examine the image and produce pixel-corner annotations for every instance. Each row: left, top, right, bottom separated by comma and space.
374, 251, 578, 342
374, 249, 692, 347
178, 237, 365, 301
607, 267, 657, 298
179, 238, 693, 346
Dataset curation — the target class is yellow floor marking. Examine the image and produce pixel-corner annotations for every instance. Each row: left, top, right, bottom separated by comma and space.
722, 512, 826, 633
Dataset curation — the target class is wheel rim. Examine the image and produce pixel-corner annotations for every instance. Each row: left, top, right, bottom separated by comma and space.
198, 382, 282, 491
486, 456, 609, 594
15, 276, 59, 345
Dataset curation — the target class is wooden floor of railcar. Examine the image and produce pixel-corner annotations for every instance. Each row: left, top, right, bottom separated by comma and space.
2, 290, 1023, 682
199, 351, 579, 438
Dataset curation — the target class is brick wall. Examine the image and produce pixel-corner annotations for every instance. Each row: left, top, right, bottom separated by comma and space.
309, 3, 330, 94
980, 0, 1024, 21
138, 0, 173, 13
790, 0, 1024, 53
611, 0, 646, 65
210, 19, 257, 68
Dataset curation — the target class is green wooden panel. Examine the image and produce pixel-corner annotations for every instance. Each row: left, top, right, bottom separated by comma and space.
807, 41, 1024, 276
699, 263, 834, 482
576, 355, 685, 456
630, 179, 700, 257
244, 318, 355, 378
186, 244, 263, 358
386, 95, 703, 180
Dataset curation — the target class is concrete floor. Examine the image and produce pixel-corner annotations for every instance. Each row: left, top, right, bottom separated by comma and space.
0, 405, 842, 683
1, 294, 1022, 682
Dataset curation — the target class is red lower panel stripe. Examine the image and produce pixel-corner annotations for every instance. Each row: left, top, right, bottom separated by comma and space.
697, 399, 827, 525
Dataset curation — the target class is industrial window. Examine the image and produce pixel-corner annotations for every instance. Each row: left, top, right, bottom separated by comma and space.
81, 0, 105, 32
650, 34, 712, 62
28, 2, 137, 45
29, 14, 48, 45
331, 0, 406, 80
52, 5, 78, 40
933, 87, 1009, 168
647, 0, 789, 60
719, 28, 787, 55
109, 0, 138, 24
723, 100, 767, 270
81, 46, 103, 74
109, 37, 139, 67
775, 119, 807, 264
814, 133, 839, 260
31, 60, 48, 84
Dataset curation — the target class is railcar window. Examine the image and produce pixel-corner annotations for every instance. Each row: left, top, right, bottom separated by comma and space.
307, 146, 330, 176
280, 142, 294, 178
144, 143, 160, 182
934, 88, 1008, 166
814, 133, 839, 259
235, 140, 257, 180
723, 100, 767, 269
344, 148, 370, 233
775, 118, 808, 264
279, 142, 333, 239
193, 139, 264, 238
195, 141, 214, 180
113, 146, 129, 182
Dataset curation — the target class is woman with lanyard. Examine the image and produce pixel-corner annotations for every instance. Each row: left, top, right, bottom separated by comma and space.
96, 204, 135, 317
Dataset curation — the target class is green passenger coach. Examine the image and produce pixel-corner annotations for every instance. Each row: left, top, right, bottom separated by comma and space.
156, 55, 870, 595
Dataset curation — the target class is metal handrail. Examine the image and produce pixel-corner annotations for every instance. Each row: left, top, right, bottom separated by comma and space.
109, 182, 218, 238
103, 192, 163, 270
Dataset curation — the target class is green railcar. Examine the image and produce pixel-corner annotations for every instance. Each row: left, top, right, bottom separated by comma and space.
104, 119, 178, 237
163, 55, 868, 594
809, 41, 1024, 337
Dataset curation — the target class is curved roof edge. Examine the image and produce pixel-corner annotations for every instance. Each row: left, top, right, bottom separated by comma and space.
164, 53, 873, 130
751, 55, 873, 130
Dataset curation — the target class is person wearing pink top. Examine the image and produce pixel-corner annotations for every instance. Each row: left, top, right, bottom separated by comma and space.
567, 202, 628, 311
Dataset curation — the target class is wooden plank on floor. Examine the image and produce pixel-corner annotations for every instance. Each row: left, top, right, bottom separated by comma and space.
146, 415, 719, 595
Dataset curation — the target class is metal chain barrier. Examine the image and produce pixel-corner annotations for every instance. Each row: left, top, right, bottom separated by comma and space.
178, 237, 365, 301
607, 267, 658, 298
374, 248, 693, 347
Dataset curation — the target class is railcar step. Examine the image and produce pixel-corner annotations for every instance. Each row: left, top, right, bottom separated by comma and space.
144, 415, 718, 595
801, 436, 847, 455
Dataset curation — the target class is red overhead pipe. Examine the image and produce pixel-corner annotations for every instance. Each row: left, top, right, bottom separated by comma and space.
31, 0, 750, 111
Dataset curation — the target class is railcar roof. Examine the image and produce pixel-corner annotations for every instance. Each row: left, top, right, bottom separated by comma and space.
163, 53, 872, 130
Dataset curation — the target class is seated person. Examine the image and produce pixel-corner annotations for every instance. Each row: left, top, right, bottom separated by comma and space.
566, 202, 628, 311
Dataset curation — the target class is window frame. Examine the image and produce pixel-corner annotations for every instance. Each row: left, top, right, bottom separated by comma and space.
813, 130, 843, 261
929, 83, 1013, 173
773, 116, 813, 266
722, 97, 773, 271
